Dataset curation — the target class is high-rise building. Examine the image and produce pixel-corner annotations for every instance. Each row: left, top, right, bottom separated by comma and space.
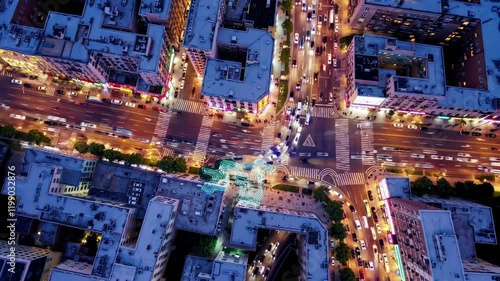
345, 34, 499, 118
0, 0, 186, 96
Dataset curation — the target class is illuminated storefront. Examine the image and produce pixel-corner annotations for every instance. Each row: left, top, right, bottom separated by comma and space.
257, 94, 269, 114
351, 95, 386, 108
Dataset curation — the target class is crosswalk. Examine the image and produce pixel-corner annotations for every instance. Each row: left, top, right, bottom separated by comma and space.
335, 119, 350, 171
171, 99, 207, 115
310, 105, 341, 118
334, 172, 365, 186
45, 87, 56, 96
289, 166, 320, 180
360, 122, 376, 166
151, 111, 172, 145
191, 116, 213, 164
1, 70, 13, 77
260, 122, 276, 152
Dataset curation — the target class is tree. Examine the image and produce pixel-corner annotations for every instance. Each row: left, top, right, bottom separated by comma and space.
313, 188, 328, 202
335, 242, 350, 266
128, 153, 144, 165
339, 267, 356, 281
281, 19, 293, 34
0, 125, 16, 138
329, 223, 347, 241
476, 182, 494, 198
88, 142, 105, 156
280, 0, 293, 13
279, 47, 291, 66
325, 201, 343, 222
103, 149, 123, 162
74, 141, 89, 153
173, 157, 187, 173
411, 176, 434, 196
435, 177, 454, 198
158, 156, 175, 172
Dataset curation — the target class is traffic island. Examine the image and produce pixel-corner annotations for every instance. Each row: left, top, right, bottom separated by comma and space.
272, 184, 300, 193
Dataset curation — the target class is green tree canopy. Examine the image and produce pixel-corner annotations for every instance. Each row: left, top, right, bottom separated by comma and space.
0, 125, 16, 138
411, 176, 434, 196
435, 177, 454, 198
339, 267, 356, 281
74, 141, 89, 153
103, 149, 123, 162
279, 47, 291, 65
158, 156, 175, 172
173, 157, 187, 173
281, 19, 293, 34
88, 142, 105, 156
335, 242, 350, 266
329, 223, 347, 241
325, 201, 343, 222
280, 0, 293, 13
313, 188, 328, 202
127, 153, 144, 165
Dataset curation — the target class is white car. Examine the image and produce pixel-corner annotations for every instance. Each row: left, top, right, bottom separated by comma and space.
1, 103, 10, 108
307, 4, 312, 10
333, 191, 343, 199
311, 25, 316, 35
445, 156, 454, 161
333, 58, 337, 67
180, 80, 185, 89
457, 153, 471, 157
327, 53, 332, 65
293, 134, 300, 143
335, 24, 339, 33
415, 163, 434, 168
430, 155, 444, 160
38, 86, 47, 91
125, 102, 136, 107
423, 150, 437, 154
407, 125, 418, 129
330, 256, 335, 265
411, 153, 425, 159
335, 15, 339, 23
490, 157, 500, 162
69, 91, 78, 97
111, 99, 123, 105
393, 123, 404, 128
11, 79, 22, 85
294, 33, 299, 44
10, 114, 26, 120
376, 223, 381, 233
369, 261, 374, 270
383, 253, 389, 265
80, 122, 97, 128
334, 42, 338, 50
301, 3, 306, 11
360, 240, 366, 250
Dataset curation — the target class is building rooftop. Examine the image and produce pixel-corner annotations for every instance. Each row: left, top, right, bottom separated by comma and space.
364, 0, 442, 13
243, 0, 277, 29
201, 28, 274, 103
353, 34, 446, 97
138, 0, 172, 21
230, 202, 330, 281
418, 198, 497, 245
183, 0, 220, 50
157, 174, 223, 235
182, 256, 213, 280
463, 258, 500, 277
420, 210, 465, 281
181, 252, 247, 281
378, 177, 411, 200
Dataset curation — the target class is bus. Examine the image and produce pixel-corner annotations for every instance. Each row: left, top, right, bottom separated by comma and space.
329, 9, 334, 29
114, 127, 133, 135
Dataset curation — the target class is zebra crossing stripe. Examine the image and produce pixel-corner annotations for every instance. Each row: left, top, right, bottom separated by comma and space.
289, 166, 320, 180
335, 119, 350, 171
192, 116, 213, 163
360, 122, 375, 166
152, 112, 172, 144
172, 99, 206, 115
260, 122, 276, 151
334, 172, 365, 186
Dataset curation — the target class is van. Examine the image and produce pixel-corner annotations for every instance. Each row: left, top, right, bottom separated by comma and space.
296, 102, 302, 113
362, 216, 369, 229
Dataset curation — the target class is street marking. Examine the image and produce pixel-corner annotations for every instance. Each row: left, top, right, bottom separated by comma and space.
303, 134, 316, 147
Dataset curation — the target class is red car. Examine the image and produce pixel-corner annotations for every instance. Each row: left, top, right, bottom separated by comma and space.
152, 106, 160, 111
359, 269, 365, 280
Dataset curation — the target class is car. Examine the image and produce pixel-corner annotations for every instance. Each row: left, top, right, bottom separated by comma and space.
379, 239, 385, 250
182, 72, 187, 79
138, 104, 147, 109
307, 12, 312, 21
486, 133, 496, 138
352, 233, 358, 242
263, 268, 270, 277
411, 153, 425, 159
125, 102, 136, 107
10, 114, 26, 120
258, 255, 265, 264
472, 132, 481, 136
330, 256, 335, 265
332, 58, 337, 67
355, 219, 362, 230
301, 3, 306, 10
111, 99, 123, 105
373, 245, 378, 254
311, 25, 316, 35
357, 257, 363, 266
183, 62, 188, 71
334, 191, 343, 199
335, 24, 339, 33
294, 33, 299, 44
349, 205, 356, 212
44, 120, 58, 126
266, 243, 273, 253
152, 106, 160, 111
351, 249, 356, 258
318, 15, 322, 24
299, 39, 304, 49
457, 153, 471, 157
55, 90, 65, 95
132, 187, 142, 192
369, 261, 374, 270
408, 125, 418, 129
327, 53, 332, 64
23, 83, 33, 88
305, 30, 310, 41
460, 130, 470, 135
360, 240, 366, 250
80, 122, 97, 128
334, 42, 338, 50
315, 46, 320, 55
383, 253, 389, 265
393, 123, 404, 128
330, 239, 335, 248
292, 58, 297, 68
431, 155, 444, 160
296, 82, 301, 90
367, 190, 374, 201
355, 247, 361, 256
36, 86, 47, 91
373, 213, 378, 222
29, 75, 38, 80
69, 91, 78, 97
11, 79, 22, 85
180, 80, 185, 89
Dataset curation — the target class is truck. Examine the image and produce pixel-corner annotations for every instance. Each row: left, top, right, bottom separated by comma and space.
329, 9, 334, 29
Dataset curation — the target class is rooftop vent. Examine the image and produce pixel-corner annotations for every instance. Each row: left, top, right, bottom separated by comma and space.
231, 36, 237, 43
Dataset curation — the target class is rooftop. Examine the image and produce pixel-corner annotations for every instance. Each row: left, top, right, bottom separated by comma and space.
181, 256, 213, 281
418, 198, 497, 245
230, 202, 330, 281
181, 252, 247, 281
138, 0, 172, 21
364, 0, 442, 13
378, 177, 411, 199
157, 174, 224, 235
183, 0, 221, 50
353, 34, 446, 97
420, 210, 465, 281
201, 28, 274, 103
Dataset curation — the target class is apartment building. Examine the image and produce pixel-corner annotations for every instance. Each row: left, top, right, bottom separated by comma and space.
378, 177, 500, 281
346, 34, 499, 118
181, 251, 248, 281
347, 0, 500, 118
0, 0, 186, 96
